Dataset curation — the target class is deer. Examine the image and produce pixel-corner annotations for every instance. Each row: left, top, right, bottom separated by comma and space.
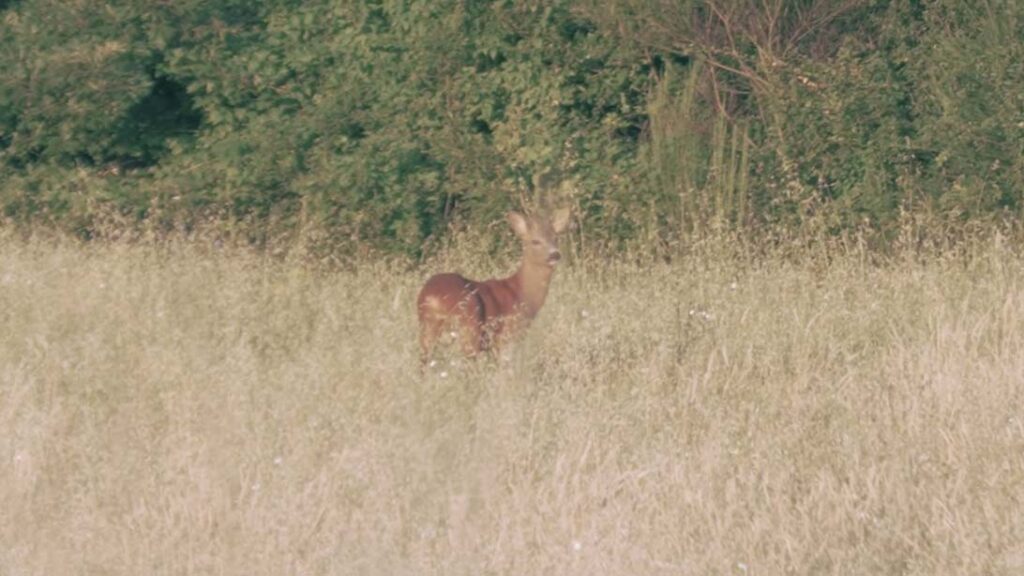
416, 207, 571, 366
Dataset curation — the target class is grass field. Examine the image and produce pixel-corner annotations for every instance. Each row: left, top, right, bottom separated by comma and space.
2, 233, 1023, 575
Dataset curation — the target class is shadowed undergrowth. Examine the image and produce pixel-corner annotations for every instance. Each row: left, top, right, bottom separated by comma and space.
1, 235, 1023, 575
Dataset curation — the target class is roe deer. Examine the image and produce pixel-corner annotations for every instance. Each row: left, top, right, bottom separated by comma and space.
417, 208, 571, 364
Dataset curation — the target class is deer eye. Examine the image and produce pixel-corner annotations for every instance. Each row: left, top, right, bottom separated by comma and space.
531, 240, 542, 246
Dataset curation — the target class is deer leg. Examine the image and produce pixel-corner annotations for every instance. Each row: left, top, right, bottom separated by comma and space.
418, 313, 445, 368
458, 326, 481, 357
456, 297, 487, 358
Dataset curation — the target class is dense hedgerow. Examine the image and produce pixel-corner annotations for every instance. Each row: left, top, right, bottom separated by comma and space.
1, 1, 1022, 254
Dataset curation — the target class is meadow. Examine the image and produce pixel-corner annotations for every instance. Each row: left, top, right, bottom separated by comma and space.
2, 232, 1023, 575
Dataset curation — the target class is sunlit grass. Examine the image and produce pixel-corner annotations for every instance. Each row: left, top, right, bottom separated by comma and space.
1, 233, 1023, 575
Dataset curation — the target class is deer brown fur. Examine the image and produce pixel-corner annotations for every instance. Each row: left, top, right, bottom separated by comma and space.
416, 208, 571, 364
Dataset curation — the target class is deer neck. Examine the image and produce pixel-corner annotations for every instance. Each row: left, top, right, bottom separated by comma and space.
509, 260, 555, 319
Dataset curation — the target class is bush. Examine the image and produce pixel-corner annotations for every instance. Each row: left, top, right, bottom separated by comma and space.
1, 0, 1022, 253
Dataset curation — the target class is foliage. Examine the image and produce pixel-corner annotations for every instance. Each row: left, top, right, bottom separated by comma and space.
1, 0, 1022, 254
588, 0, 1024, 238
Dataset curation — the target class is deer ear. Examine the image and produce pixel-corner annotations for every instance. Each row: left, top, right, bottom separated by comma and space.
506, 212, 530, 238
550, 207, 571, 234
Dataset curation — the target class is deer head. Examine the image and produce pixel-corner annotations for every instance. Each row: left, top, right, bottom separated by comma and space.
506, 207, 571, 269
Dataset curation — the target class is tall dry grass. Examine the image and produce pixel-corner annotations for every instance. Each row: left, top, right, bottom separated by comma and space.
2, 232, 1023, 575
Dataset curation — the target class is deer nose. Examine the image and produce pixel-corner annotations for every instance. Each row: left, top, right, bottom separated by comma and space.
547, 249, 561, 264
